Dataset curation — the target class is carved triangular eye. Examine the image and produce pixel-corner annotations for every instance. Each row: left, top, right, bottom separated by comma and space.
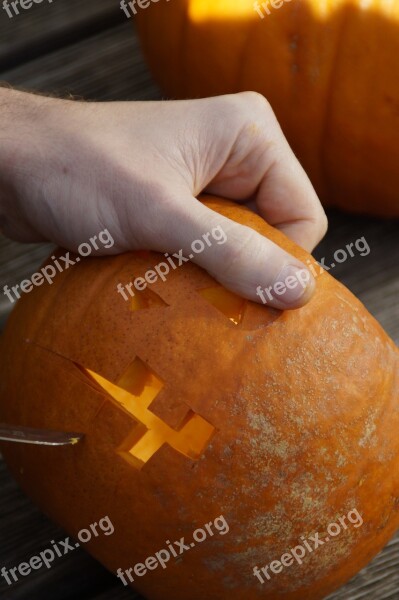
130, 288, 169, 311
198, 286, 246, 325
81, 358, 215, 470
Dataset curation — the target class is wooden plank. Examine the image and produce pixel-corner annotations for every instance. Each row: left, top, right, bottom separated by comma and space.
327, 534, 399, 599
0, 0, 125, 72
1, 23, 162, 100
0, 237, 53, 332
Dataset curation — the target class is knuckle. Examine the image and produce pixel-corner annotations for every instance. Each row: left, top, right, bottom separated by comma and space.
240, 90, 269, 108
239, 91, 275, 121
316, 210, 329, 240
221, 92, 275, 125
306, 209, 328, 248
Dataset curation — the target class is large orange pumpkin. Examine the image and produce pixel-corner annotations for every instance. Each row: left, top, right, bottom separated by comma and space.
135, 1, 399, 217
0, 197, 399, 599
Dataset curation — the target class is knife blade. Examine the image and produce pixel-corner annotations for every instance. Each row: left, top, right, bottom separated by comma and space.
0, 423, 84, 446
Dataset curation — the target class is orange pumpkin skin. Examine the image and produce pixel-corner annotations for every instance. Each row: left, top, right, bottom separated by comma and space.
135, 1, 399, 217
0, 197, 399, 600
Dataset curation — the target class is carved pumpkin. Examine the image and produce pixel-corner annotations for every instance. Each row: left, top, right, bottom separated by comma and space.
0, 197, 399, 599
135, 1, 399, 217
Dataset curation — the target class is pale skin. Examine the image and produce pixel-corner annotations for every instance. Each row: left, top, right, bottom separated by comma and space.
0, 88, 327, 309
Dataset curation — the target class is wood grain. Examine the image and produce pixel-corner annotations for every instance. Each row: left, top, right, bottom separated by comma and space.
0, 0, 124, 72
1, 22, 161, 100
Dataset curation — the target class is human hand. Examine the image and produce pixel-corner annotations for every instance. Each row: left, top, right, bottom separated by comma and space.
0, 89, 327, 308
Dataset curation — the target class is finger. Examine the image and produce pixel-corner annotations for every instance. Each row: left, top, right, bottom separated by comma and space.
247, 96, 328, 251
255, 144, 328, 252
151, 196, 315, 310
204, 93, 328, 252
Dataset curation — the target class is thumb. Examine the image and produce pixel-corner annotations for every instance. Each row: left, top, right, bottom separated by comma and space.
159, 198, 315, 310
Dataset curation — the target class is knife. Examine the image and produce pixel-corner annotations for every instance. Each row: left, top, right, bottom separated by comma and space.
0, 423, 84, 446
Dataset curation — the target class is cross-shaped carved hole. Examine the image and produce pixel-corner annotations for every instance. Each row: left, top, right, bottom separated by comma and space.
82, 358, 215, 469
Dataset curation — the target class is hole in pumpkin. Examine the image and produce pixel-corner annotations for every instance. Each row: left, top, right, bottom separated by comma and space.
130, 288, 169, 312
198, 286, 246, 325
83, 360, 215, 470
117, 357, 163, 402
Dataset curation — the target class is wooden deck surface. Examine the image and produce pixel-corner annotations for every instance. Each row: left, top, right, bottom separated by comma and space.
0, 2, 398, 599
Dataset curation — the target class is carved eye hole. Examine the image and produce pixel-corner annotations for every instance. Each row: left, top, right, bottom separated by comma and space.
130, 289, 169, 311
198, 287, 246, 325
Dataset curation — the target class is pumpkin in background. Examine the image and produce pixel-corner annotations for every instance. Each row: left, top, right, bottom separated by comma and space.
0, 197, 399, 599
135, 1, 399, 217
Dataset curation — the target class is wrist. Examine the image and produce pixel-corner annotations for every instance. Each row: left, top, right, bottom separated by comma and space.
0, 88, 62, 241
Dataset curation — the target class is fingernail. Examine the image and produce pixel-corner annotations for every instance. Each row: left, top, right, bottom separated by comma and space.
271, 264, 315, 306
